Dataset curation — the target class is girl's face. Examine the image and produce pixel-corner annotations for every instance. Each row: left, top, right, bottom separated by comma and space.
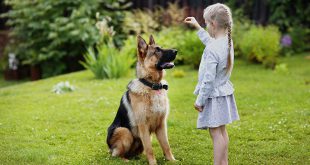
205, 20, 216, 37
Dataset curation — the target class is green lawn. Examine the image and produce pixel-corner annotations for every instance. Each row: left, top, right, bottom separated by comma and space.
0, 53, 309, 164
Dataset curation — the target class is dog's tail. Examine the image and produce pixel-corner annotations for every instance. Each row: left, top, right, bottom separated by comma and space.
108, 127, 134, 157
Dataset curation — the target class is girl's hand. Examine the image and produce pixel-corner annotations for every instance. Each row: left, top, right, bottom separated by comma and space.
194, 104, 203, 112
184, 17, 201, 29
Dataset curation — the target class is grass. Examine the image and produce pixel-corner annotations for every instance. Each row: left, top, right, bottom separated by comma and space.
0, 53, 309, 164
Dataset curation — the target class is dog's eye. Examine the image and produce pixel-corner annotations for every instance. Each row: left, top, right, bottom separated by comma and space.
155, 47, 161, 52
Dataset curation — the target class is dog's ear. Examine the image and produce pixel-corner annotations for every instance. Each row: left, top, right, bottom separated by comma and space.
137, 35, 147, 60
149, 35, 155, 45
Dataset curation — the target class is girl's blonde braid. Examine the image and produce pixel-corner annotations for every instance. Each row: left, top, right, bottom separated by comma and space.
225, 8, 232, 74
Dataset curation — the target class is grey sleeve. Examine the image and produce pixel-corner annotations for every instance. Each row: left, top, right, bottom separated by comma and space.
197, 28, 212, 46
195, 51, 218, 106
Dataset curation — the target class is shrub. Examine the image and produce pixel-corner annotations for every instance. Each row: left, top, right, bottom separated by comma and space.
2, 0, 132, 77
122, 1, 185, 35
240, 25, 281, 68
2, 0, 102, 77
274, 63, 288, 74
178, 30, 205, 69
172, 69, 186, 78
123, 9, 160, 35
120, 35, 137, 62
288, 26, 310, 53
268, 0, 310, 32
81, 17, 134, 79
80, 42, 134, 79
156, 1, 186, 27
232, 14, 252, 57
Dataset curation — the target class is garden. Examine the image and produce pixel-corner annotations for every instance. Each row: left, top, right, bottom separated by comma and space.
0, 0, 309, 164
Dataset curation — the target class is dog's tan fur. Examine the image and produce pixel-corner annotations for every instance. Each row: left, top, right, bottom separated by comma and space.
108, 35, 175, 165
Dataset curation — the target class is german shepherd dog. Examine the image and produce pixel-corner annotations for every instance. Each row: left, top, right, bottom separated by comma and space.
106, 35, 177, 165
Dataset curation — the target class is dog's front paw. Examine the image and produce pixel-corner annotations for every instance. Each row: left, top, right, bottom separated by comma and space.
164, 154, 176, 161
148, 159, 157, 165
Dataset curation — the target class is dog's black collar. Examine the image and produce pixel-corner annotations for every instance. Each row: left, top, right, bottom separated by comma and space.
139, 78, 168, 90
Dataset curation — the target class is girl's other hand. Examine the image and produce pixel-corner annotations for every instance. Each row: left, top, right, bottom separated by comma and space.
194, 104, 203, 112
184, 17, 201, 29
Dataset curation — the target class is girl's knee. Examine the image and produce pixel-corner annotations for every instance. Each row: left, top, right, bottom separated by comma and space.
209, 127, 222, 139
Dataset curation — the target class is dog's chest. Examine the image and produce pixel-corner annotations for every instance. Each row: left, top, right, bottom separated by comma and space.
149, 90, 168, 113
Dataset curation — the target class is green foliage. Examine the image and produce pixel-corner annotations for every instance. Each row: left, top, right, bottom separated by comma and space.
288, 26, 310, 53
123, 9, 160, 35
268, 0, 310, 32
123, 1, 185, 35
81, 15, 134, 79
158, 1, 186, 27
240, 26, 281, 68
231, 9, 253, 57
2, 0, 132, 77
80, 42, 134, 79
274, 63, 288, 74
172, 69, 186, 78
98, 0, 133, 48
2, 0, 101, 77
268, 0, 310, 54
120, 35, 137, 60
178, 30, 205, 69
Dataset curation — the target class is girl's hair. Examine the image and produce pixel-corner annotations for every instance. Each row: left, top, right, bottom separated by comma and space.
203, 3, 233, 74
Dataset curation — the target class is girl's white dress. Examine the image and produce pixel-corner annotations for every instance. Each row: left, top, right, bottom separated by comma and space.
194, 28, 239, 129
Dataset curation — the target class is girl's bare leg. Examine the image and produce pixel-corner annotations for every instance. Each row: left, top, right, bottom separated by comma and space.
220, 125, 229, 165
209, 127, 226, 165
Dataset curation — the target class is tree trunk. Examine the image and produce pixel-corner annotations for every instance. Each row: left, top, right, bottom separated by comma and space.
30, 65, 41, 81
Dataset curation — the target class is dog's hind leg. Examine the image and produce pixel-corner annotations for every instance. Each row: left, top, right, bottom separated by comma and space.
110, 127, 133, 158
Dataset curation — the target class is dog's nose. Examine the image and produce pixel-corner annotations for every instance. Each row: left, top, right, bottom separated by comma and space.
172, 49, 178, 54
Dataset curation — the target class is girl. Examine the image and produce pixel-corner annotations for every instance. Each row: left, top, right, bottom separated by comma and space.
184, 3, 239, 165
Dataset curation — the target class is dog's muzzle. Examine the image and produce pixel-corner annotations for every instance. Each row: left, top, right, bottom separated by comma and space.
155, 49, 178, 70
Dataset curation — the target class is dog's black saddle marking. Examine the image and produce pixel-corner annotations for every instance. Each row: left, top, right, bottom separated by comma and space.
107, 90, 131, 148
139, 78, 168, 90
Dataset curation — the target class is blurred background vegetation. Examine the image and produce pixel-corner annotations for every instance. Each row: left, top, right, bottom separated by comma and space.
0, 0, 309, 80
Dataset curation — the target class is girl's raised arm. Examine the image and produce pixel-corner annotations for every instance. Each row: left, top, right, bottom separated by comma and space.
184, 17, 212, 46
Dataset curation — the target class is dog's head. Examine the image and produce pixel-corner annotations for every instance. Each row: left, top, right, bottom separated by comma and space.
137, 35, 177, 71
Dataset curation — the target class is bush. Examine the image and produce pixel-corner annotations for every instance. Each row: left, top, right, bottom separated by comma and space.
122, 1, 185, 35
240, 26, 281, 68
2, 0, 132, 78
81, 16, 134, 79
268, 0, 310, 32
231, 10, 253, 57
288, 26, 310, 53
157, 1, 186, 27
3, 0, 102, 77
80, 42, 134, 79
274, 63, 288, 74
123, 9, 160, 35
178, 30, 205, 69
172, 69, 186, 78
